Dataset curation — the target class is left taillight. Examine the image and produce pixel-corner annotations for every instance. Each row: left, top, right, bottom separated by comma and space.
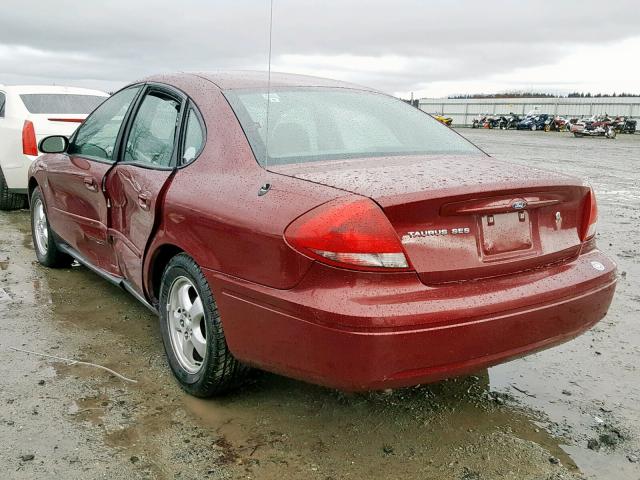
580, 188, 598, 241
284, 197, 412, 271
22, 120, 38, 156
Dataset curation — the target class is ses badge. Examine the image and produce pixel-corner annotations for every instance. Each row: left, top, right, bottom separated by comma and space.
405, 227, 470, 239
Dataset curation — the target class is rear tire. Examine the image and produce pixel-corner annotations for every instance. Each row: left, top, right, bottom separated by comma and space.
30, 188, 73, 268
0, 167, 27, 211
159, 253, 250, 397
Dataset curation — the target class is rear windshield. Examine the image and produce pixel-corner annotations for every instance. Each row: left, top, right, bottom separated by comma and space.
225, 87, 480, 166
19, 94, 106, 114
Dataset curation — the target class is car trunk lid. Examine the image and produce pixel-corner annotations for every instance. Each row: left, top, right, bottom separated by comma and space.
272, 154, 589, 284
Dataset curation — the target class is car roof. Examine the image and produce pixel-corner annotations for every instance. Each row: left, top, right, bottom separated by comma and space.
144, 71, 376, 92
1, 85, 108, 96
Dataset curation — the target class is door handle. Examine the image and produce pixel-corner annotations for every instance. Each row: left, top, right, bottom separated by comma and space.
83, 177, 98, 192
137, 193, 150, 211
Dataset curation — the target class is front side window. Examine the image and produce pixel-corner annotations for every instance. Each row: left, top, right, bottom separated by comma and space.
182, 108, 204, 164
225, 87, 481, 166
124, 91, 181, 167
69, 86, 141, 162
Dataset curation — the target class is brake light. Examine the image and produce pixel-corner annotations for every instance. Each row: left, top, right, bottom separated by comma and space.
22, 120, 38, 156
580, 188, 598, 241
47, 118, 84, 123
285, 198, 411, 271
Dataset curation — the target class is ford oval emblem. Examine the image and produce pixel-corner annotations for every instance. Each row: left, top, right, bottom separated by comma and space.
512, 200, 527, 210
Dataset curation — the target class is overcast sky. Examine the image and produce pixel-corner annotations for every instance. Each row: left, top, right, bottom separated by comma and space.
1, 1, 639, 98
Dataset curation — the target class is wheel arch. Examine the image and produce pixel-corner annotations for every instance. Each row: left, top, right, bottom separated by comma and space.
28, 176, 39, 199
146, 243, 185, 305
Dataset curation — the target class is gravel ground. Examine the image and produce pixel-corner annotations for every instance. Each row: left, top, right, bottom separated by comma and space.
0, 129, 638, 479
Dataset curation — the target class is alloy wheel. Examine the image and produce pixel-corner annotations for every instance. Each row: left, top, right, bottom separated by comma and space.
167, 276, 207, 373
32, 198, 49, 256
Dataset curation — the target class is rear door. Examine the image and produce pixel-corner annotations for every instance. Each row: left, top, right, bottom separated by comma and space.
105, 85, 197, 295
45, 86, 142, 274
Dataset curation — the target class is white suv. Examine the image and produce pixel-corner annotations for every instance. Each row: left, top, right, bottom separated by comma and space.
0, 85, 108, 210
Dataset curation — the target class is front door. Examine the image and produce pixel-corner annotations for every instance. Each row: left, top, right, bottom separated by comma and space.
46, 85, 142, 274
106, 87, 184, 295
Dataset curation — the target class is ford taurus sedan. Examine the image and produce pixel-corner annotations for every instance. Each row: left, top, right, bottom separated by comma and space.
28, 72, 617, 397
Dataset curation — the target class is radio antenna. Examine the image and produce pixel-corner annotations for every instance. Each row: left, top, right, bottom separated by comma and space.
264, 0, 274, 169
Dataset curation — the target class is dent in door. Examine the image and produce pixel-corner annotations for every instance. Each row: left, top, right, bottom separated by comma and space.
107, 165, 172, 296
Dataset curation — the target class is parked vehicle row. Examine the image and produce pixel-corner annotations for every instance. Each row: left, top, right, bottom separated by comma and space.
470, 111, 637, 136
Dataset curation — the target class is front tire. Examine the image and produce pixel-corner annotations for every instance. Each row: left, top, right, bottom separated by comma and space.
159, 253, 249, 397
30, 188, 73, 268
0, 167, 26, 211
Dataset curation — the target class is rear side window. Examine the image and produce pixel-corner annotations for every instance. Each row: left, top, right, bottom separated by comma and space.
69, 86, 141, 162
124, 91, 181, 167
0, 92, 5, 117
19, 94, 106, 114
182, 108, 204, 163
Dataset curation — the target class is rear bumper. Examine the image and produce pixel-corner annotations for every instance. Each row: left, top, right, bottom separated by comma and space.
206, 249, 616, 391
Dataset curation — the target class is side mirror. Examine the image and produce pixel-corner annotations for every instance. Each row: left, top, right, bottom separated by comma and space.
39, 135, 69, 154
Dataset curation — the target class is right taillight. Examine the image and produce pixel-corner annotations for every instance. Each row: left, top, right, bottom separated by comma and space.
22, 120, 38, 156
284, 197, 412, 271
580, 188, 598, 241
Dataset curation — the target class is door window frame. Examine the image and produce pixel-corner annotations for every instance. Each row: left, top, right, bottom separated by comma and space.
117, 83, 188, 171
67, 84, 144, 165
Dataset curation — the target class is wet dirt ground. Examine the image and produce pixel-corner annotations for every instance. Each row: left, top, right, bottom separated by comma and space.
0, 129, 638, 480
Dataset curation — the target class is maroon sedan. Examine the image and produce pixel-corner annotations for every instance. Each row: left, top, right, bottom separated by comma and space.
28, 72, 616, 397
